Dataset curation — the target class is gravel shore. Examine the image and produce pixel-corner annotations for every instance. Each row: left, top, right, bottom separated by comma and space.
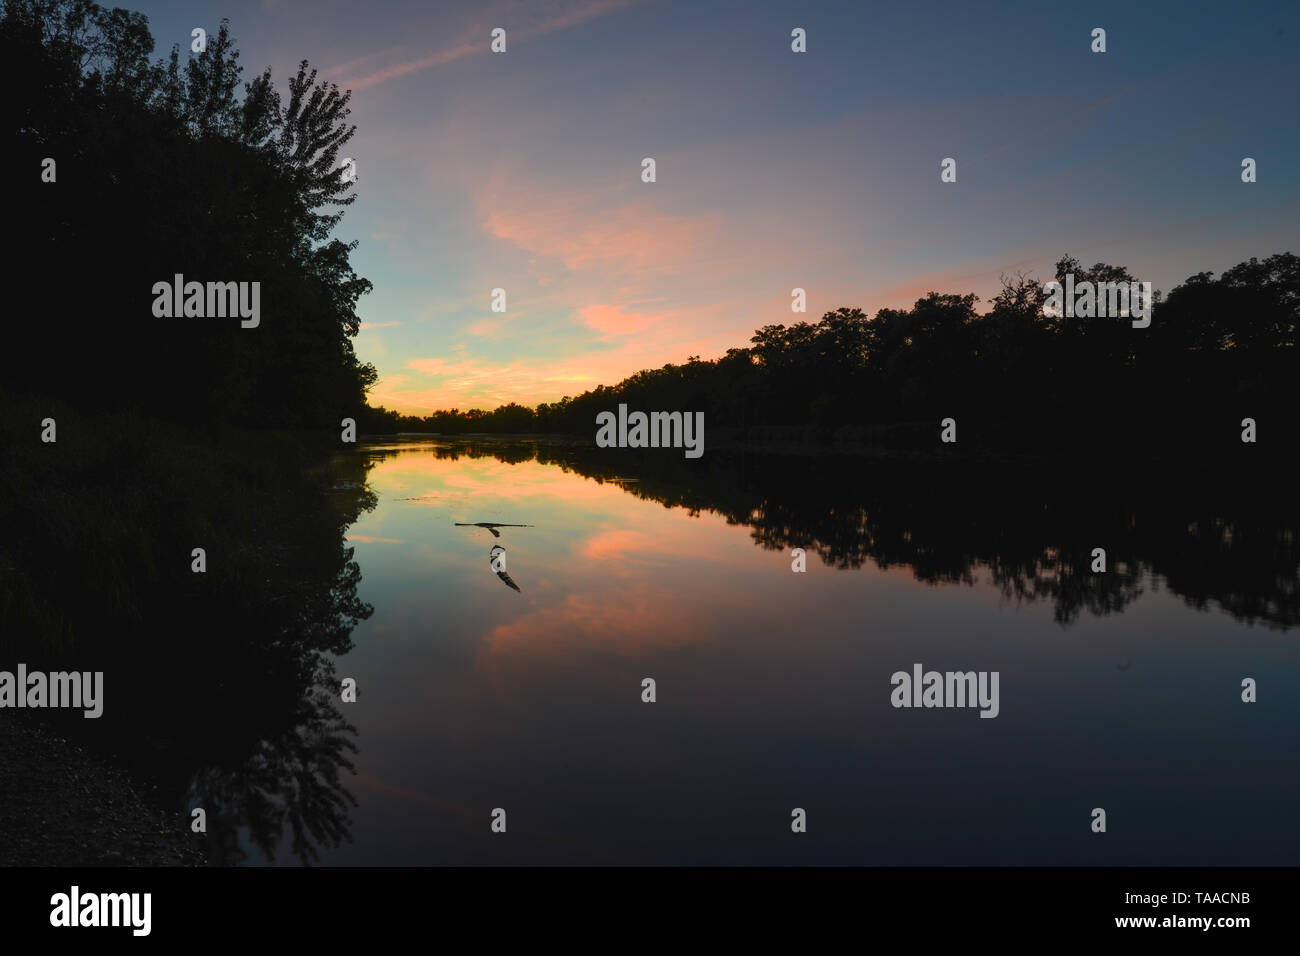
0, 714, 208, 867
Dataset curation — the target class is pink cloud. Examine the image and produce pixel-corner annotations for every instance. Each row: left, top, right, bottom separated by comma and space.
480, 189, 718, 279
577, 303, 659, 335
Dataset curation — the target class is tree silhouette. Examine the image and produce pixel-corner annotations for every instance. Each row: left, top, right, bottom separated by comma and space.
360, 252, 1297, 456
4, 2, 375, 430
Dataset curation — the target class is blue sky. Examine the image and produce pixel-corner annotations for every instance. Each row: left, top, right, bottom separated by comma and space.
126, 0, 1299, 411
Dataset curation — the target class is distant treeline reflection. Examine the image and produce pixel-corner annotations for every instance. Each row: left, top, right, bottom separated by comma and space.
412, 439, 1299, 630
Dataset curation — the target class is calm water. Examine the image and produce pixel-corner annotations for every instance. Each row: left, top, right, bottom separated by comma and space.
239, 438, 1299, 865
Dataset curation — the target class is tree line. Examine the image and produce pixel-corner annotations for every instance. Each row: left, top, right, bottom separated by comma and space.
364, 253, 1299, 453
4, 0, 375, 432
2, 0, 379, 862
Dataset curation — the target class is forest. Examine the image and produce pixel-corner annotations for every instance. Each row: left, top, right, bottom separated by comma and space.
361, 253, 1300, 456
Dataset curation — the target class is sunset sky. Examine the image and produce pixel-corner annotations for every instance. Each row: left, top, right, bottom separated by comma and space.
132, 0, 1298, 413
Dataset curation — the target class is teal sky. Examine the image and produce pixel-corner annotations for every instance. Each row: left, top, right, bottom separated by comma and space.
130, 0, 1298, 412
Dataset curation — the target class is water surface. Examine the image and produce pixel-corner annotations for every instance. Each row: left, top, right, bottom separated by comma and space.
245, 438, 1299, 865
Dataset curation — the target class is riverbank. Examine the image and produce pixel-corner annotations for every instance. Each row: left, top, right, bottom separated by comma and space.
359, 426, 1242, 466
0, 712, 207, 866
0, 398, 376, 866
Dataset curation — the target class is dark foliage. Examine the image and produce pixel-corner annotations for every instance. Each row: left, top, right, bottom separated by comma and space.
365, 254, 1299, 459
3, 0, 376, 430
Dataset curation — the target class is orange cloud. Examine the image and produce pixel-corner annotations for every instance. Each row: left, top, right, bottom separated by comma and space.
371, 293, 773, 412
480, 189, 717, 279
576, 303, 659, 336
397, 356, 599, 407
